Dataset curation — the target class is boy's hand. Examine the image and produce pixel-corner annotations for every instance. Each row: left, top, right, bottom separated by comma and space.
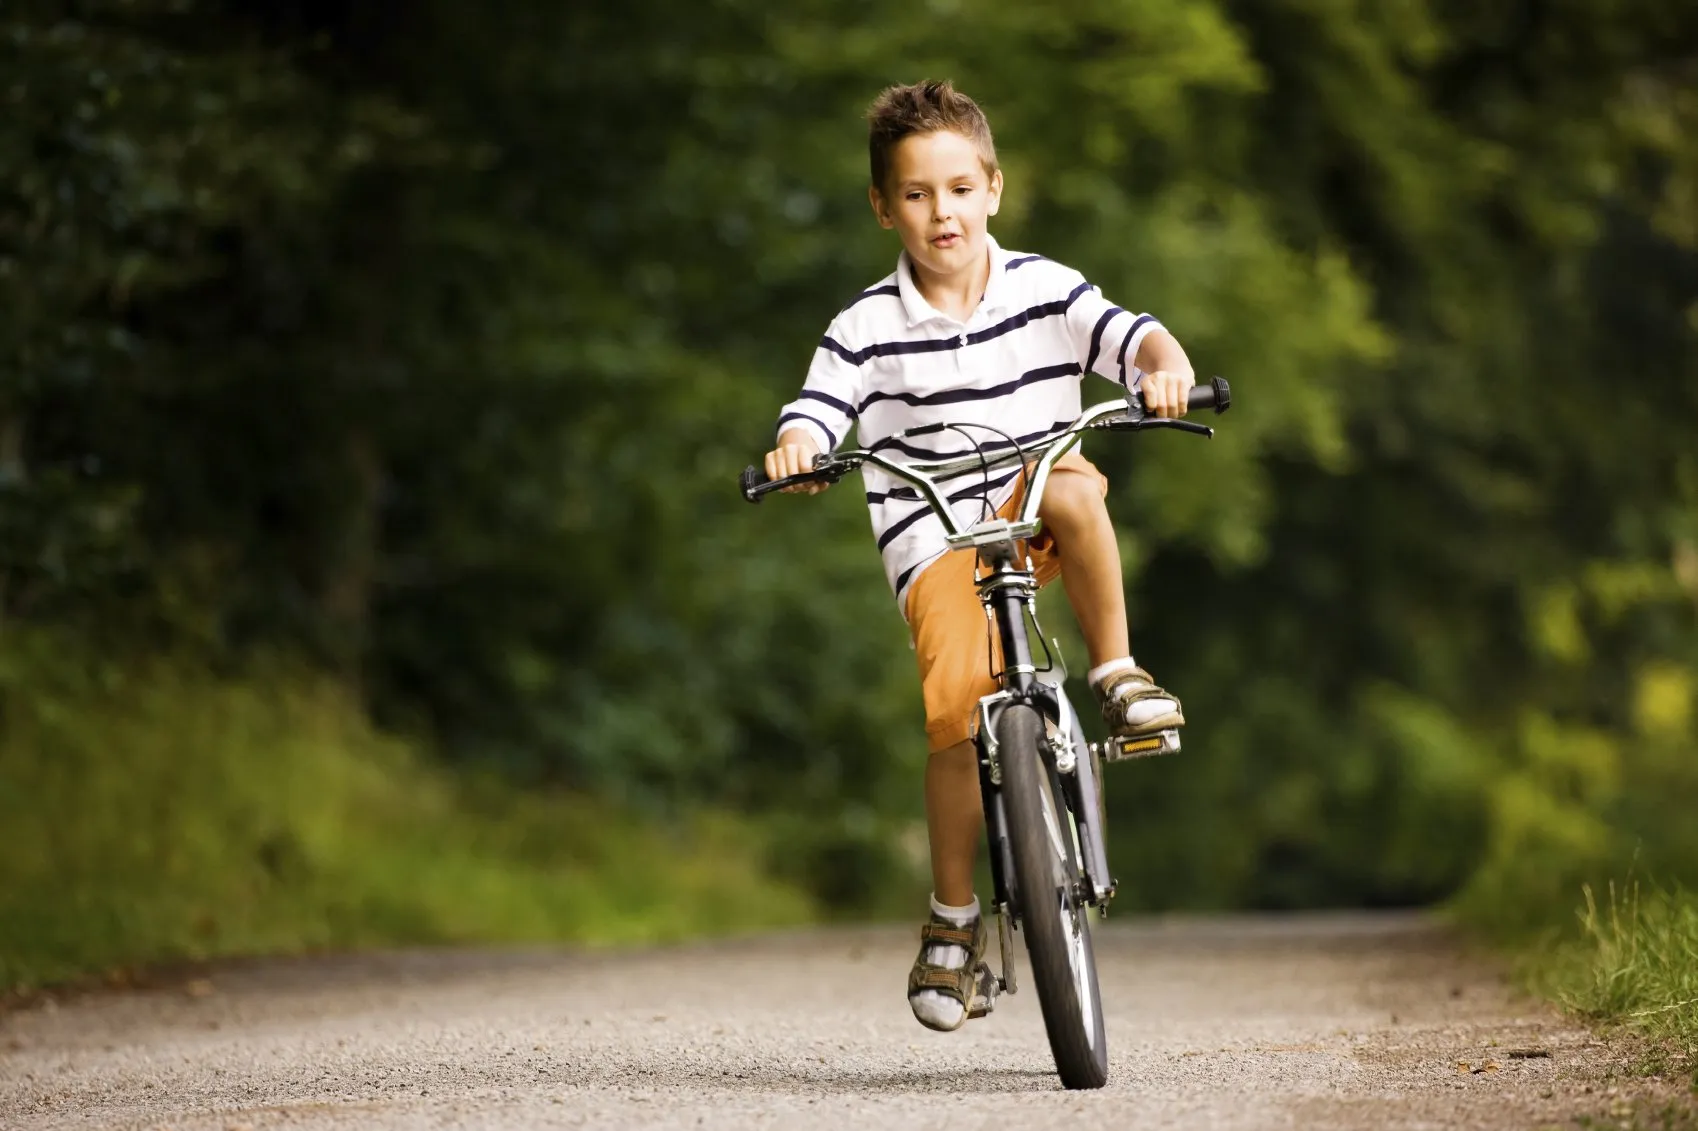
765, 429, 829, 494
1141, 369, 1197, 419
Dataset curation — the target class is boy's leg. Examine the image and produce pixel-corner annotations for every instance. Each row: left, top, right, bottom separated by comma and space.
906, 555, 998, 1032
925, 739, 981, 907
1034, 463, 1129, 668
1035, 457, 1183, 733
913, 739, 987, 1032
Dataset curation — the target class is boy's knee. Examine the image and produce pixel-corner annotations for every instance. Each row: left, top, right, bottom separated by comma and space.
1039, 469, 1104, 528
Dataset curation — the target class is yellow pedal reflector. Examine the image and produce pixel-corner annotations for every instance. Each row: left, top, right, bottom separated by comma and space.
1101, 729, 1182, 762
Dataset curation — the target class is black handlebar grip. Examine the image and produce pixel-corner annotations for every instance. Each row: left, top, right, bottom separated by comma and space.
740, 465, 771, 503
1142, 376, 1231, 415
1187, 376, 1231, 413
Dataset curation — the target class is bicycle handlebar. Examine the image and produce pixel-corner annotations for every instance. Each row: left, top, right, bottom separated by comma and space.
741, 376, 1231, 507
1174, 375, 1230, 414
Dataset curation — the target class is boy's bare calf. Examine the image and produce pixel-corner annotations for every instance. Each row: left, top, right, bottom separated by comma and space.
926, 739, 981, 908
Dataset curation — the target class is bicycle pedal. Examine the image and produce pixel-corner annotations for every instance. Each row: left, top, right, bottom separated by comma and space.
1099, 728, 1182, 762
966, 962, 998, 1018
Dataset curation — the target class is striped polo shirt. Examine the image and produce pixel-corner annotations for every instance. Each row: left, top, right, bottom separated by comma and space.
775, 235, 1164, 613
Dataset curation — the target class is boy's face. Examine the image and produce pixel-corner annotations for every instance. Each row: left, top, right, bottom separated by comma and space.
869, 130, 1002, 280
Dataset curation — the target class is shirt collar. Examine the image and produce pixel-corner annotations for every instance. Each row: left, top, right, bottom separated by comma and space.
895, 233, 1012, 327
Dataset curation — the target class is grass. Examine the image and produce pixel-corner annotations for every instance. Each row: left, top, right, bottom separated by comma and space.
0, 633, 816, 990
1578, 1104, 1698, 1131
1519, 880, 1698, 1085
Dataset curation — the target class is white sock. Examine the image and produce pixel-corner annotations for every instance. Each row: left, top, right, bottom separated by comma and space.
1088, 656, 1177, 727
911, 894, 979, 1030
1086, 657, 1138, 687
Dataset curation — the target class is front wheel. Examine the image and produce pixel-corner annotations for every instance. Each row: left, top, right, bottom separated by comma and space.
996, 703, 1108, 1089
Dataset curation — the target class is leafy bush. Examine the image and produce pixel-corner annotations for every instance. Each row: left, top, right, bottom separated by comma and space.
0, 632, 813, 989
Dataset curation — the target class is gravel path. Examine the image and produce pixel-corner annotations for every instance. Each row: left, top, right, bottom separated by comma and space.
0, 912, 1686, 1130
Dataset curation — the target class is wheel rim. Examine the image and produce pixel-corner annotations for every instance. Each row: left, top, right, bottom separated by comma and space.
1062, 895, 1096, 1049
1037, 761, 1098, 1051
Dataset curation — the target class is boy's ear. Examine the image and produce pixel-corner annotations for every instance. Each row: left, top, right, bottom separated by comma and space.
987, 169, 1004, 217
868, 184, 895, 230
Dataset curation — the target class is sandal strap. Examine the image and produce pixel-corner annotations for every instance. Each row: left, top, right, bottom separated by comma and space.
1096, 665, 1155, 695
910, 965, 973, 995
1113, 683, 1181, 705
1098, 666, 1181, 707
919, 922, 979, 948
908, 958, 977, 1005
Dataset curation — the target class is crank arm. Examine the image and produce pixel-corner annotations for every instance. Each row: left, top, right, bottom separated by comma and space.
996, 904, 1018, 995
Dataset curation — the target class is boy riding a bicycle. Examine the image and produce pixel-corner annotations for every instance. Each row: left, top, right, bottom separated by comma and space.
763, 80, 1196, 1033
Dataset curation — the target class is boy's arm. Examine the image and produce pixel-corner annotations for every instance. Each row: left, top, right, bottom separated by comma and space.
1060, 270, 1195, 418
1132, 327, 1196, 419
766, 319, 863, 494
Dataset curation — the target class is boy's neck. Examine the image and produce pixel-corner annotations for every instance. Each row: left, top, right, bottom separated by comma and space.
909, 244, 993, 323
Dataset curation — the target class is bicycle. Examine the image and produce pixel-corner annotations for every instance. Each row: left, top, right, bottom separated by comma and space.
740, 377, 1231, 1090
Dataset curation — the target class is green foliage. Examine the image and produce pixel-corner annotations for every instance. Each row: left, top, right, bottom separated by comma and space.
2, 0, 1697, 970
0, 631, 812, 989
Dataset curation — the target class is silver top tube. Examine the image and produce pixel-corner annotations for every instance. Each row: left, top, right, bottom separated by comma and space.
831, 398, 1132, 543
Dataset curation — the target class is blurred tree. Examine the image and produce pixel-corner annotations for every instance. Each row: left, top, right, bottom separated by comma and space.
3, 0, 1695, 917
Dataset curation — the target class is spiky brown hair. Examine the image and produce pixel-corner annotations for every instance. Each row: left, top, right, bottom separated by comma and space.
865, 80, 999, 193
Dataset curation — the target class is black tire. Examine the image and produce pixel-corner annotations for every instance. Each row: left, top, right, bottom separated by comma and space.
996, 703, 1108, 1089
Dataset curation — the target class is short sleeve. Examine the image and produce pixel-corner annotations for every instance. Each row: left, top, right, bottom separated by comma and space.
1060, 271, 1164, 388
775, 320, 864, 450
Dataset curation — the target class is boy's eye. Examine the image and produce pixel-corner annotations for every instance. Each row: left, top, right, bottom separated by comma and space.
953, 185, 972, 195
906, 192, 925, 201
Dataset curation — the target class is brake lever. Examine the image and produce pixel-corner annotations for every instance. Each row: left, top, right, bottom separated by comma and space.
1095, 416, 1214, 438
741, 453, 856, 503
1139, 418, 1214, 437
810, 453, 856, 480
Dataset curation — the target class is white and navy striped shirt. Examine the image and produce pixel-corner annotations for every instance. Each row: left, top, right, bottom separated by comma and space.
776, 235, 1163, 612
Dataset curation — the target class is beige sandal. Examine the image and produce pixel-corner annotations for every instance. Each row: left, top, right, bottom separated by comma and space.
1094, 664, 1185, 735
906, 914, 990, 1032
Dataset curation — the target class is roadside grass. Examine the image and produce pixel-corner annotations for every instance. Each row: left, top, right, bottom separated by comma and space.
1519, 881, 1698, 1086
1579, 1104, 1698, 1131
0, 635, 815, 991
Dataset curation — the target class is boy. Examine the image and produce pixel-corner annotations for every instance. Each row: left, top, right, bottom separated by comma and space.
764, 80, 1195, 1032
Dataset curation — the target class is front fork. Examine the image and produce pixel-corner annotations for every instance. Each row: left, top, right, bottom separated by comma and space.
975, 684, 1116, 911
972, 563, 1117, 993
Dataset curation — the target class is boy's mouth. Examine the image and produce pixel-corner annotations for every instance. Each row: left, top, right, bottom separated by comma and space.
931, 232, 962, 248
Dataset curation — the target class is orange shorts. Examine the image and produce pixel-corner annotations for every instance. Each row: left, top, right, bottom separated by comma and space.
904, 452, 1109, 753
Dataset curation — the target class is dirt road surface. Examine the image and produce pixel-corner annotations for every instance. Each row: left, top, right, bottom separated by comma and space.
1, 912, 1687, 1130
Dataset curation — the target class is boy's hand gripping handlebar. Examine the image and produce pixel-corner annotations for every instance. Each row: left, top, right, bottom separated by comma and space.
739, 456, 856, 503
1143, 374, 1230, 416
